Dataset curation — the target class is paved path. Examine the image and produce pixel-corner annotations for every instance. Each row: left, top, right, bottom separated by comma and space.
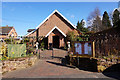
2, 49, 117, 79
3, 60, 108, 78
40, 48, 67, 60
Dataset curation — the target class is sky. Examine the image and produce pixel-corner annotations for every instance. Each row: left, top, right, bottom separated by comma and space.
2, 2, 118, 36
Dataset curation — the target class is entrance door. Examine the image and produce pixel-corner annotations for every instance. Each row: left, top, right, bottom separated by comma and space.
53, 36, 59, 48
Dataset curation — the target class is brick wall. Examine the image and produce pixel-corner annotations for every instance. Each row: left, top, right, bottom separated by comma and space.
27, 12, 76, 48
38, 13, 74, 37
48, 29, 65, 48
8, 28, 17, 37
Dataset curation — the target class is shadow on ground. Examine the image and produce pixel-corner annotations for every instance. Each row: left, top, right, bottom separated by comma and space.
102, 63, 120, 80
66, 56, 98, 72
46, 56, 76, 69
48, 56, 98, 72
47, 55, 120, 80
52, 56, 63, 60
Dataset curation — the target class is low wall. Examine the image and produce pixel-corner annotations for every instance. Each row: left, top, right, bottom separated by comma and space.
0, 61, 2, 79
97, 58, 120, 72
2, 56, 37, 74
66, 55, 120, 72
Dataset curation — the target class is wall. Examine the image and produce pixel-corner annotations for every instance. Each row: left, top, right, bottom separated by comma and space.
38, 13, 74, 37
0, 35, 7, 39
27, 31, 36, 38
48, 29, 65, 48
2, 56, 37, 74
8, 28, 17, 38
97, 58, 120, 72
0, 61, 2, 79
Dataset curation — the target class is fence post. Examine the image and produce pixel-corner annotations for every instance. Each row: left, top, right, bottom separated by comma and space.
51, 44, 53, 59
77, 56, 79, 67
39, 49, 40, 59
92, 41, 95, 58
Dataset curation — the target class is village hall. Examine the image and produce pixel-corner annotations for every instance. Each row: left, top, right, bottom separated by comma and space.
26, 10, 79, 49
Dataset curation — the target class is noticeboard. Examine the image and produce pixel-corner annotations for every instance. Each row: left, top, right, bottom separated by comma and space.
73, 41, 93, 57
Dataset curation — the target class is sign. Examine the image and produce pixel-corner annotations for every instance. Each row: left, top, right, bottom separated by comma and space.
88, 43, 92, 55
74, 43, 82, 54
73, 41, 93, 57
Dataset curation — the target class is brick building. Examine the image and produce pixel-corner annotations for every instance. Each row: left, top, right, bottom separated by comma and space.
0, 25, 17, 40
26, 10, 79, 49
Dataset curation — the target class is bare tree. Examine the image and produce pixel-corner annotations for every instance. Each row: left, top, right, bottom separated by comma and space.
109, 11, 113, 20
108, 11, 113, 26
87, 7, 100, 22
87, 7, 102, 32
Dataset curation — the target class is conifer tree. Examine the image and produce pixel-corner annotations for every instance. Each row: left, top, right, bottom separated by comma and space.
102, 11, 112, 30
76, 19, 88, 33
112, 9, 120, 27
76, 21, 80, 29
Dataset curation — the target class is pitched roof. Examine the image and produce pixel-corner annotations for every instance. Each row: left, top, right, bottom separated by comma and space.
26, 10, 76, 36
36, 10, 76, 29
27, 29, 35, 32
45, 26, 66, 37
0, 26, 13, 35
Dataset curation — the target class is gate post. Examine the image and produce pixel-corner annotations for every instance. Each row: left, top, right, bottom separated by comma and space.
36, 42, 40, 59
92, 41, 95, 58
67, 41, 70, 51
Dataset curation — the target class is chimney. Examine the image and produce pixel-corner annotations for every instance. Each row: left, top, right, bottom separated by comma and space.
6, 25, 8, 27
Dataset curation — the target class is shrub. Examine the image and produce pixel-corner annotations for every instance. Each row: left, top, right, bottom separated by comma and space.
4, 38, 16, 44
21, 38, 30, 43
0, 42, 7, 60
76, 37, 83, 41
4, 38, 11, 44
66, 31, 76, 42
40, 41, 45, 50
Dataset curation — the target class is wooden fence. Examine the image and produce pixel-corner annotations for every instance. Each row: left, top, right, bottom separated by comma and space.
90, 27, 120, 58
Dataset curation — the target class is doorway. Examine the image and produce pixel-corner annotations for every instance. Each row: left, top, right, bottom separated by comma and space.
53, 36, 59, 48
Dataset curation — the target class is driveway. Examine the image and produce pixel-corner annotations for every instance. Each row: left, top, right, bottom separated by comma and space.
2, 49, 119, 79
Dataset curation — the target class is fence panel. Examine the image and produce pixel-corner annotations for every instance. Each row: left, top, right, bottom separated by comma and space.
7, 44, 26, 58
